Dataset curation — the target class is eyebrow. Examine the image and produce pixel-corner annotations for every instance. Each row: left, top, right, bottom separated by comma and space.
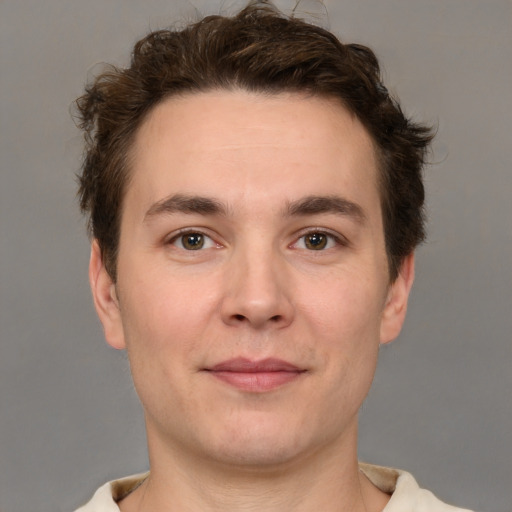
144, 193, 228, 221
143, 193, 365, 223
285, 195, 366, 222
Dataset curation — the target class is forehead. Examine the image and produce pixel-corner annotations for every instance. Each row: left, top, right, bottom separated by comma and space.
134, 90, 375, 157
125, 90, 380, 217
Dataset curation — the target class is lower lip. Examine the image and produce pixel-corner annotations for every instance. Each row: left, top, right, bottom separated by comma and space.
207, 370, 303, 392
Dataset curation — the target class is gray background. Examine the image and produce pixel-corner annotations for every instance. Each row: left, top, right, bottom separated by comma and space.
1, 1, 511, 511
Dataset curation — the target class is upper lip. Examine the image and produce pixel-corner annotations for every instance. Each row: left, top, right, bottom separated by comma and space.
207, 357, 304, 373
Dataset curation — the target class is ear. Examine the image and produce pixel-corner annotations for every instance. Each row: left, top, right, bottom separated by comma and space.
89, 240, 126, 350
380, 252, 415, 345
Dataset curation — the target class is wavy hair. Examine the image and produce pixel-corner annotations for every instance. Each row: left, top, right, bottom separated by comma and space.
76, 2, 433, 281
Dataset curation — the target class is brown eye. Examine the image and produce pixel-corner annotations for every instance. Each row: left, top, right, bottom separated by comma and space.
169, 231, 218, 251
304, 232, 328, 250
180, 233, 205, 250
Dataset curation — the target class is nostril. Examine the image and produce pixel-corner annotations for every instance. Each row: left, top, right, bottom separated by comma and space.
231, 313, 282, 323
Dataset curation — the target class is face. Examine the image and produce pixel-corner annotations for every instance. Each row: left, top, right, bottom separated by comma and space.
91, 90, 413, 469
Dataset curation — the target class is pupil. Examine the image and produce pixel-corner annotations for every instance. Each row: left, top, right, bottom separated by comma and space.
183, 233, 204, 250
306, 233, 327, 250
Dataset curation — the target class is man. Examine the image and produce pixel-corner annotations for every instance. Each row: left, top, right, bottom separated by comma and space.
75, 3, 473, 511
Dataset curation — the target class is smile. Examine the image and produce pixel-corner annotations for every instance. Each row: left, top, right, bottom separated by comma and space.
204, 357, 307, 392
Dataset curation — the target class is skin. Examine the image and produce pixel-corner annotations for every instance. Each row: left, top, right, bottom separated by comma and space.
90, 90, 414, 512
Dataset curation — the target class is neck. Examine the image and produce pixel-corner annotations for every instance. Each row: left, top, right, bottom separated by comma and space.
119, 424, 388, 512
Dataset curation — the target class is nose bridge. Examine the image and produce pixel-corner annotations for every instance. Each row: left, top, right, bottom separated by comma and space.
221, 235, 293, 328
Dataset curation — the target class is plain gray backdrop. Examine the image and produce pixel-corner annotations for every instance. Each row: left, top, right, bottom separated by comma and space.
1, 1, 511, 511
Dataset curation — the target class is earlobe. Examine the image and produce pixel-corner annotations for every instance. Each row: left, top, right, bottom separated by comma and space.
379, 253, 415, 345
89, 240, 126, 350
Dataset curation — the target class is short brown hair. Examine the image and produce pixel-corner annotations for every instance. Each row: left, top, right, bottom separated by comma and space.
76, 2, 433, 281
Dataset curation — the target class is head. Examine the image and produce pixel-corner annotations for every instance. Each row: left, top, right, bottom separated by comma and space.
77, 2, 433, 283
79, 2, 434, 471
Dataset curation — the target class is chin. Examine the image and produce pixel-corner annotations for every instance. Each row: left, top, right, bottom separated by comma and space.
198, 417, 321, 470
211, 440, 305, 469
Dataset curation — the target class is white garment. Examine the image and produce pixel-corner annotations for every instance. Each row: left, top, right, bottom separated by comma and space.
75, 463, 474, 512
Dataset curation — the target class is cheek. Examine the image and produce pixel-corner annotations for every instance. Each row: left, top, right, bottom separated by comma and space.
117, 276, 204, 418
304, 269, 385, 339
303, 272, 384, 384
120, 260, 217, 334
116, 263, 227, 398
117, 274, 192, 369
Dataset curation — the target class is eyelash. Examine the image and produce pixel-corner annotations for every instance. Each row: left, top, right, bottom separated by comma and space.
166, 228, 348, 252
292, 229, 348, 251
167, 229, 218, 251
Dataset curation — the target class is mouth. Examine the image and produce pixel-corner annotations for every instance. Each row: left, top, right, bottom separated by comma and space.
203, 357, 307, 392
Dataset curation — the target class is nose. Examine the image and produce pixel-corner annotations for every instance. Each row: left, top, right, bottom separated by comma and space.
220, 244, 294, 330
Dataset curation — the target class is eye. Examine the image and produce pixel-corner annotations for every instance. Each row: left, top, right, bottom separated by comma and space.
295, 231, 340, 251
170, 231, 217, 251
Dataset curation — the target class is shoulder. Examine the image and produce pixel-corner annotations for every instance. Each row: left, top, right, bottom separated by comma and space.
359, 462, 475, 512
74, 473, 148, 512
